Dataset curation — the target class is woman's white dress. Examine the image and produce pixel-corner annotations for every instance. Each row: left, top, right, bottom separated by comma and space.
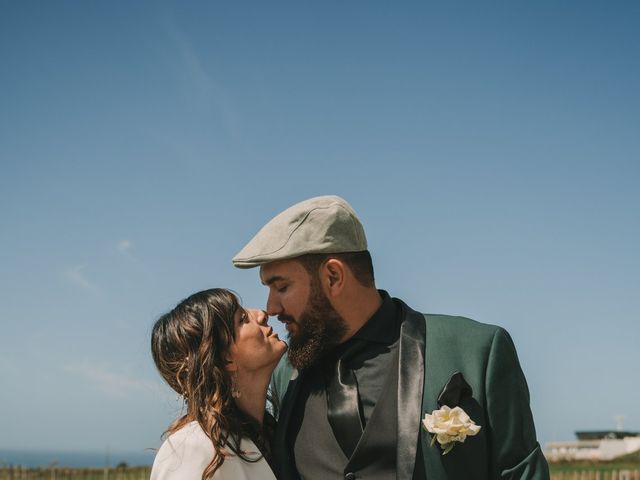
151, 421, 277, 479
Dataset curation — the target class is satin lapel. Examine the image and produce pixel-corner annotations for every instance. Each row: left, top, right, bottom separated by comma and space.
396, 302, 426, 480
274, 369, 305, 480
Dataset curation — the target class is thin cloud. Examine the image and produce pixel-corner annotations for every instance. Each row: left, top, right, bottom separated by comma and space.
64, 361, 159, 399
173, 29, 214, 103
64, 265, 100, 293
166, 23, 241, 139
117, 239, 134, 254
116, 239, 137, 262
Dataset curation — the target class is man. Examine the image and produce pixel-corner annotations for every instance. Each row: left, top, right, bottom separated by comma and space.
233, 195, 549, 480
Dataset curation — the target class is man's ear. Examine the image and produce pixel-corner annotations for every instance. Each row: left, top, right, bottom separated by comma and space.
322, 258, 346, 296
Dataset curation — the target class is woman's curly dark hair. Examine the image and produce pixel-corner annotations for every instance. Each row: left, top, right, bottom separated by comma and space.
151, 288, 273, 479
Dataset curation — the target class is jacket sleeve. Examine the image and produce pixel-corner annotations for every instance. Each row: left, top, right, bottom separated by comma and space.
485, 328, 550, 480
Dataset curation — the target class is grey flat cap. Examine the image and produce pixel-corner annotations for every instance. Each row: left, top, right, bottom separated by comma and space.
232, 195, 367, 268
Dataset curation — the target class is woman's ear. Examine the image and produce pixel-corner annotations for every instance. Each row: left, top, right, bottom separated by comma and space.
224, 349, 237, 372
322, 258, 346, 296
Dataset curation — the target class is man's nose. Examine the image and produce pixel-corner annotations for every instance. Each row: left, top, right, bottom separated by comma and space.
265, 292, 282, 317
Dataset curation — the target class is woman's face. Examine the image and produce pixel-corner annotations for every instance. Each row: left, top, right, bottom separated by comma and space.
227, 307, 287, 374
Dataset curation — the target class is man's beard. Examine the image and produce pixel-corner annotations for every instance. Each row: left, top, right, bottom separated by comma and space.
285, 281, 347, 370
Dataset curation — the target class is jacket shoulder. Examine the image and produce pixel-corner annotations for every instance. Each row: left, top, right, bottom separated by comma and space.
273, 353, 295, 389
270, 354, 296, 415
421, 313, 513, 370
424, 313, 502, 340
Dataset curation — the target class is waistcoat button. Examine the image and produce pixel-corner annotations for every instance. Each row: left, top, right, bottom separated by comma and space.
345, 473, 356, 480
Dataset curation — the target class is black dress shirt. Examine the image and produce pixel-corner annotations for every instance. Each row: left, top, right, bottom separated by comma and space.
336, 290, 402, 425
290, 291, 403, 479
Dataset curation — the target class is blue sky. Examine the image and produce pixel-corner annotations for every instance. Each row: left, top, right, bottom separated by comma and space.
1, 1, 638, 454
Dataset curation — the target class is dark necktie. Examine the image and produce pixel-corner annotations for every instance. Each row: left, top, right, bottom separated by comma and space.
325, 339, 367, 459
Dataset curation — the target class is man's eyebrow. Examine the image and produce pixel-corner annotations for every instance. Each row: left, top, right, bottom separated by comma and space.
262, 275, 286, 286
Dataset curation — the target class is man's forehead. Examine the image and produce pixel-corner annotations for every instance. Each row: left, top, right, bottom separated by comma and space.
259, 259, 304, 284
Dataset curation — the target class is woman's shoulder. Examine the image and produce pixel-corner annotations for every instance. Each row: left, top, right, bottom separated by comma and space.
151, 422, 212, 479
151, 421, 276, 480
160, 421, 212, 456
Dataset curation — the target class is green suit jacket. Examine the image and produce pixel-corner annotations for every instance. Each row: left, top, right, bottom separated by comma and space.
271, 299, 550, 480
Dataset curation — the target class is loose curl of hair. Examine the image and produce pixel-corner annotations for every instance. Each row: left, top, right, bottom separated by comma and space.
151, 288, 273, 479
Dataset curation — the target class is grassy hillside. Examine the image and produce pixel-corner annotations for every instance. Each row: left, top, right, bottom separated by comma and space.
550, 450, 640, 473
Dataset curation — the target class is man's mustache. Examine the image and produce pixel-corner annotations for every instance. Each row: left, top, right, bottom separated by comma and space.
278, 314, 295, 323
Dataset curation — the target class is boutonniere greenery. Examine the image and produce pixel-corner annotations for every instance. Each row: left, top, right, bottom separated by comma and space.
422, 405, 481, 455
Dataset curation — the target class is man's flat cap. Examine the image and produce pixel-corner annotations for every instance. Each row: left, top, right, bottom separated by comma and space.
232, 195, 367, 268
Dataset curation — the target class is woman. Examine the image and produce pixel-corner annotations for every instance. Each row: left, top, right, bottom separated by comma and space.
150, 288, 287, 480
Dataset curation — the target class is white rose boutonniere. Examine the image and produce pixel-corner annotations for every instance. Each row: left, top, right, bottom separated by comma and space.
422, 405, 481, 455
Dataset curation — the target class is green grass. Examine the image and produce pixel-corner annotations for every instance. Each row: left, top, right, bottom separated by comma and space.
547, 443, 640, 474
550, 454, 640, 473
0, 466, 151, 480
616, 450, 640, 463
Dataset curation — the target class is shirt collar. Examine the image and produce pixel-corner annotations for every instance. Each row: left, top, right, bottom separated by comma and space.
351, 290, 401, 345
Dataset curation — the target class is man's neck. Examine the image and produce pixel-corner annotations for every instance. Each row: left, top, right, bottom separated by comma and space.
339, 287, 383, 342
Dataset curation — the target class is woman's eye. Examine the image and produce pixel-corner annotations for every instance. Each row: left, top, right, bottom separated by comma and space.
277, 285, 288, 293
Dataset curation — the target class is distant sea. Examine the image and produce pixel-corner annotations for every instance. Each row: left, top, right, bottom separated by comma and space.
0, 449, 155, 468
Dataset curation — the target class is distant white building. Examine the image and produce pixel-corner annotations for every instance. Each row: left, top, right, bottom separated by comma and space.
546, 431, 640, 462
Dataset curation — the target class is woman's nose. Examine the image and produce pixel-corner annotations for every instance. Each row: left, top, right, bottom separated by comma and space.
251, 308, 269, 325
